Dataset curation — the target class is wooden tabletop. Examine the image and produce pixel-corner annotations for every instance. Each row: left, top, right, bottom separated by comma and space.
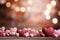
0, 37, 60, 40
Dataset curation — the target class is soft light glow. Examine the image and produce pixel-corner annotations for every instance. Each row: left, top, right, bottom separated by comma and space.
27, 7, 33, 13
15, 6, 20, 12
58, 11, 60, 16
0, 0, 6, 4
51, 0, 56, 6
11, 5, 16, 9
20, 7, 26, 12
11, 13, 16, 18
6, 2, 11, 8
27, 0, 32, 5
47, 4, 52, 10
26, 0, 47, 13
29, 13, 41, 22
14, 0, 18, 2
44, 10, 50, 16
52, 18, 58, 24
45, 15, 51, 20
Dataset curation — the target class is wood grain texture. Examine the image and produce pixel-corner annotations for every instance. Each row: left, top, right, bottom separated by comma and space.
0, 37, 60, 40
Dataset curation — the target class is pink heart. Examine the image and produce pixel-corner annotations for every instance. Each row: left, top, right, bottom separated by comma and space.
10, 27, 17, 32
54, 29, 60, 35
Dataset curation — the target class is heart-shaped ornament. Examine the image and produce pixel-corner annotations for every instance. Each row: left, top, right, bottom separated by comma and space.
42, 27, 54, 37
54, 29, 60, 35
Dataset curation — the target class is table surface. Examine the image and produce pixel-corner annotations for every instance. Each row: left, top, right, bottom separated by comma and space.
0, 37, 60, 40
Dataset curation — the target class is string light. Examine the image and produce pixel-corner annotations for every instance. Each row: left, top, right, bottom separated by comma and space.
45, 15, 51, 20
5, 0, 57, 23
51, 0, 56, 6
15, 6, 20, 12
44, 4, 52, 20
6, 2, 11, 8
14, 0, 18, 2
58, 11, 60, 16
52, 18, 58, 24
44, 10, 50, 16
20, 7, 26, 12
27, 0, 32, 5
46, 4, 52, 10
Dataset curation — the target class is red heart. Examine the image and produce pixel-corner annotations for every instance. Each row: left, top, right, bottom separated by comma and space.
18, 29, 26, 36
42, 27, 54, 37
1, 32, 7, 37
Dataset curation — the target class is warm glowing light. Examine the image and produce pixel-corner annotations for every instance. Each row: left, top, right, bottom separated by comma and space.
45, 15, 51, 20
51, 0, 56, 6
58, 11, 60, 16
27, 0, 32, 5
52, 18, 58, 24
6, 2, 11, 8
44, 10, 50, 16
20, 7, 26, 12
0, 0, 6, 4
47, 4, 52, 10
15, 6, 20, 12
14, 0, 18, 2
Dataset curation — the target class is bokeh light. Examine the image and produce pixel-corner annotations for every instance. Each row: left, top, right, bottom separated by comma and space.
11, 13, 16, 19
0, 0, 59, 29
52, 18, 58, 24
45, 15, 51, 20
58, 11, 60, 16
20, 7, 26, 12
44, 10, 50, 16
6, 2, 11, 8
14, 0, 18, 2
27, 0, 32, 5
0, 0, 6, 4
15, 6, 20, 12
51, 0, 56, 6
46, 4, 52, 10
27, 7, 33, 13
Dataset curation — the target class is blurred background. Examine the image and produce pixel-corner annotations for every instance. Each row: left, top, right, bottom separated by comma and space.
0, 0, 60, 29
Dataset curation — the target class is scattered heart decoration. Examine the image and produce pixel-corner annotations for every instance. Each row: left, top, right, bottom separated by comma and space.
42, 27, 54, 37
